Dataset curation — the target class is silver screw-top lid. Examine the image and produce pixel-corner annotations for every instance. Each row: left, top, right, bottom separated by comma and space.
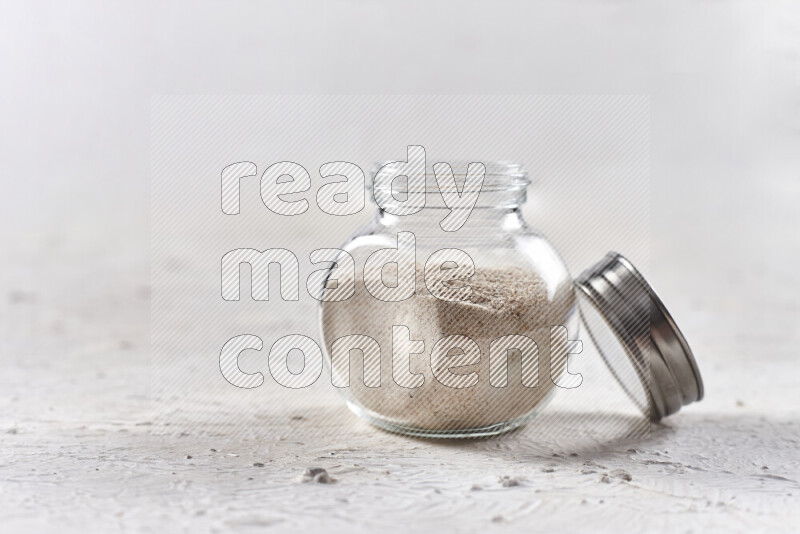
575, 252, 704, 421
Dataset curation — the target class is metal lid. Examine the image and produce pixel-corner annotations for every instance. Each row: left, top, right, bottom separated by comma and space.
575, 252, 704, 421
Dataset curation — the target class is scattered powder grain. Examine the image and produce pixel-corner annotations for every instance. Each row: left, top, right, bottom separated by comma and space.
298, 467, 335, 484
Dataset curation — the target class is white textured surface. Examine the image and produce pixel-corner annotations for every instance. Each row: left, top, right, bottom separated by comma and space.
1, 243, 799, 533
3, 168, 799, 531
2, 1, 799, 532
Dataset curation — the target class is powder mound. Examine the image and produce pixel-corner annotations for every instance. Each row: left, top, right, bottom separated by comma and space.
321, 264, 576, 431
440, 266, 550, 316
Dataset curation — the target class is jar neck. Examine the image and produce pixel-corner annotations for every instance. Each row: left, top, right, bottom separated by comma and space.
368, 160, 530, 233
374, 205, 528, 236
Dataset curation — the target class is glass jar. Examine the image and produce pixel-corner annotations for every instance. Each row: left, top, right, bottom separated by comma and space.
318, 160, 703, 438
319, 161, 579, 437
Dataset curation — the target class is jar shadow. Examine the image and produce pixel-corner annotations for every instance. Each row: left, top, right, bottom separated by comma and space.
391, 410, 671, 459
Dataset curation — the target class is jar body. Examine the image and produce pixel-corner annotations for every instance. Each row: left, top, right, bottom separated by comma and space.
320, 191, 577, 437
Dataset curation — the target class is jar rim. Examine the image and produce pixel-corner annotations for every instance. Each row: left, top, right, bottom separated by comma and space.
368, 160, 530, 194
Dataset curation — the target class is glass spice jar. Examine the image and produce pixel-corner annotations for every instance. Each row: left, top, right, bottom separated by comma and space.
318, 159, 703, 438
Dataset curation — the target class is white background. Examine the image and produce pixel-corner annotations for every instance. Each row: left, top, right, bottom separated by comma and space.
2, 0, 798, 343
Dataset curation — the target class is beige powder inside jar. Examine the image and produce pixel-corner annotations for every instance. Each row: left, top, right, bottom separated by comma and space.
321, 265, 576, 433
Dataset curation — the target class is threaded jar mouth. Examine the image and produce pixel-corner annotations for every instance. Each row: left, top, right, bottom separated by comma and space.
368, 161, 530, 209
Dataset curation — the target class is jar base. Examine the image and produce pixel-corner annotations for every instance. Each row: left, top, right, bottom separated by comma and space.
345, 401, 538, 439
